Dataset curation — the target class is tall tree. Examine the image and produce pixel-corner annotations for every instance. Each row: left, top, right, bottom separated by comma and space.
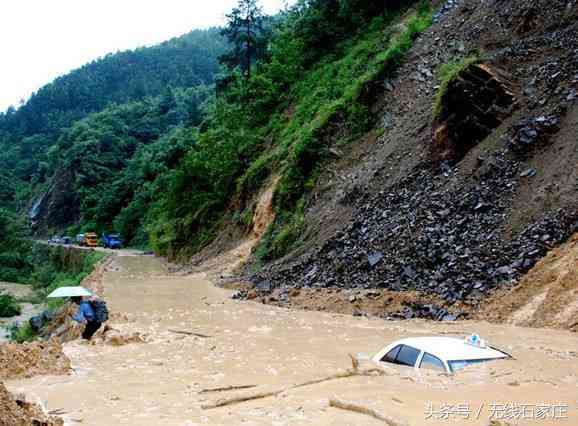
220, 0, 267, 79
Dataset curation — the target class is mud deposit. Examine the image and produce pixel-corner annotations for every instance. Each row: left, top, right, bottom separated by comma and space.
0, 382, 63, 426
476, 233, 578, 330
0, 342, 70, 381
4, 254, 578, 425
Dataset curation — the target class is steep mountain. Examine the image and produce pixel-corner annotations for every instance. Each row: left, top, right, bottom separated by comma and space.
242, 0, 578, 319
0, 28, 224, 139
137, 0, 577, 322
31, 87, 208, 244
2, 0, 577, 324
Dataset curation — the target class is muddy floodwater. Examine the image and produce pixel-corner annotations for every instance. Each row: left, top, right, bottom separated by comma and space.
6, 254, 578, 425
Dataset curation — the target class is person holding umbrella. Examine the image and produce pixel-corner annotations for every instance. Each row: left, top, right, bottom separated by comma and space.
47, 286, 108, 341
70, 296, 102, 340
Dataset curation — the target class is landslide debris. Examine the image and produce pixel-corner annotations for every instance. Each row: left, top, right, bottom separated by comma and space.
0, 342, 70, 381
245, 0, 578, 317
0, 382, 63, 426
432, 62, 516, 165
475, 233, 578, 330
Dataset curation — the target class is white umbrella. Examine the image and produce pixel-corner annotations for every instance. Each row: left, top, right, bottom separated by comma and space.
47, 286, 93, 298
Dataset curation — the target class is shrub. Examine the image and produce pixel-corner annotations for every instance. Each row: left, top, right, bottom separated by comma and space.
10, 323, 36, 343
0, 293, 21, 318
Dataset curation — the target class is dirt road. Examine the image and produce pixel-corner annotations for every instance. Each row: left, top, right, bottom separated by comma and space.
6, 253, 578, 425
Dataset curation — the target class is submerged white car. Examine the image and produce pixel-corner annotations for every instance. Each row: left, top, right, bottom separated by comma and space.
372, 336, 512, 374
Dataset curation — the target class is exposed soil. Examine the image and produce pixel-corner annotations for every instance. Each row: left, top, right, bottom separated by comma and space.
174, 175, 279, 280
244, 0, 578, 322
235, 282, 453, 319
0, 382, 63, 426
0, 342, 70, 381
474, 232, 578, 330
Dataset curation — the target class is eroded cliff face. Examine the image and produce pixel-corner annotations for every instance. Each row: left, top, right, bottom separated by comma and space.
30, 168, 80, 235
246, 0, 578, 318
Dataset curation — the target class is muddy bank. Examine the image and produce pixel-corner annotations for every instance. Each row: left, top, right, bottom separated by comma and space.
0, 382, 63, 426
0, 342, 70, 381
231, 282, 461, 321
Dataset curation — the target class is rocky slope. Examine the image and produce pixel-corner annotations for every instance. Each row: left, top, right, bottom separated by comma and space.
247, 0, 578, 318
475, 232, 578, 330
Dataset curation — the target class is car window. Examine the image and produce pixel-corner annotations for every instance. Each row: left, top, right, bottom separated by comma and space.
381, 345, 402, 363
395, 345, 420, 367
420, 352, 445, 371
448, 359, 494, 372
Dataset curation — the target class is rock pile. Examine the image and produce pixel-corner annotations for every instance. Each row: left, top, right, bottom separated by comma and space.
240, 0, 578, 320
252, 141, 577, 307
508, 115, 561, 154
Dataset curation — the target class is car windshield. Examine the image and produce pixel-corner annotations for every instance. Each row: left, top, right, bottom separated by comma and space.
448, 358, 496, 372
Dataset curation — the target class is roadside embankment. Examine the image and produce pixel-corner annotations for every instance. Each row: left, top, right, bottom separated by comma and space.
0, 381, 63, 426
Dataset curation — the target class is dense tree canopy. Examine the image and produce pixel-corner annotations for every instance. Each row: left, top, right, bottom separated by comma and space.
0, 0, 430, 261
0, 28, 226, 191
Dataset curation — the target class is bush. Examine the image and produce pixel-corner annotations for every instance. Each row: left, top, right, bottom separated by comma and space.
0, 293, 21, 318
9, 323, 36, 343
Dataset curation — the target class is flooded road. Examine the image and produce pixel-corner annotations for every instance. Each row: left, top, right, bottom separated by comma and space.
6, 254, 578, 425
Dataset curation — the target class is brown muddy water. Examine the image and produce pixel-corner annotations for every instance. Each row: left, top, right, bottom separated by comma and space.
6, 254, 578, 425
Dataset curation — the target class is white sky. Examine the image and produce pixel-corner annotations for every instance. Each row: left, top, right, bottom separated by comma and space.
0, 0, 292, 113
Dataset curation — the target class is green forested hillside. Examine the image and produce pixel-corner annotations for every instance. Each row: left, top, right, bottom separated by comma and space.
0, 28, 224, 137
146, 0, 431, 258
0, 28, 226, 197
48, 86, 210, 246
0, 0, 429, 262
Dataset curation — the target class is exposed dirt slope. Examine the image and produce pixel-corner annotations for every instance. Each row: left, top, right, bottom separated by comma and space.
0, 382, 63, 426
248, 0, 578, 320
178, 176, 279, 279
475, 233, 578, 330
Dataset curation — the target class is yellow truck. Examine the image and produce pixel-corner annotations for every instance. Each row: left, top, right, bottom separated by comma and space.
83, 232, 99, 248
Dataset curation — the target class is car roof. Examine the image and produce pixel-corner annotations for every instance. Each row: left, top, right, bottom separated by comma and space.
387, 337, 508, 361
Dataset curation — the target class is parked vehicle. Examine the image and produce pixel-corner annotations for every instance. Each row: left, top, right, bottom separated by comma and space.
48, 236, 61, 244
102, 233, 122, 249
61, 236, 72, 245
76, 234, 85, 246
83, 232, 99, 248
372, 335, 511, 374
